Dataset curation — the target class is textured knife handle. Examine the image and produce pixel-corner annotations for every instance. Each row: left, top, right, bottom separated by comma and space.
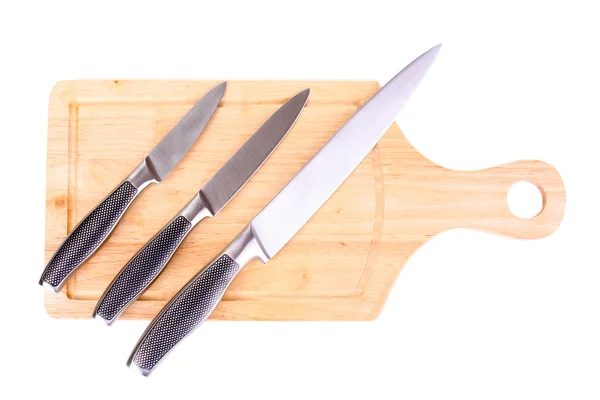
94, 216, 193, 324
40, 182, 138, 292
128, 254, 240, 375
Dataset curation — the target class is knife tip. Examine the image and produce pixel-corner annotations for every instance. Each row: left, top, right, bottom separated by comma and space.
208, 81, 227, 98
407, 44, 442, 74
215, 80, 227, 91
294, 88, 311, 105
429, 43, 442, 55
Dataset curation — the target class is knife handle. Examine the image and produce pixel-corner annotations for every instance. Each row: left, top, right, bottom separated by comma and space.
93, 194, 212, 325
40, 160, 157, 293
127, 225, 268, 376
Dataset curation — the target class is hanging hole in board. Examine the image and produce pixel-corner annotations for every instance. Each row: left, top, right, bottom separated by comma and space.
507, 181, 545, 219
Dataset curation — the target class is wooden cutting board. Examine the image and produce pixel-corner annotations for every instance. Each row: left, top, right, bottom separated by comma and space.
44, 80, 566, 320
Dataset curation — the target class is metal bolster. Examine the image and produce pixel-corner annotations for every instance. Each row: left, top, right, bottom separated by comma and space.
126, 158, 160, 190
227, 224, 269, 266
179, 193, 214, 226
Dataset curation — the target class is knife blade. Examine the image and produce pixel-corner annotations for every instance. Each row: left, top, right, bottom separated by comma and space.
92, 89, 310, 325
128, 44, 441, 376
39, 82, 227, 293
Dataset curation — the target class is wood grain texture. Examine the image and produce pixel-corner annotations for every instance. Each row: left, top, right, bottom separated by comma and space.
44, 80, 566, 320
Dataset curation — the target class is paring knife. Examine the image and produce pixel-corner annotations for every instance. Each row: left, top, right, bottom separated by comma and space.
128, 44, 441, 376
40, 82, 227, 293
92, 89, 310, 325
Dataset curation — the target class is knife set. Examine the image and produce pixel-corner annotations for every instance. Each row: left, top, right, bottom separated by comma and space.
40, 45, 442, 375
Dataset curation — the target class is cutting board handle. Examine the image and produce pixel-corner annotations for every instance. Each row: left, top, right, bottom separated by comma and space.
442, 160, 566, 239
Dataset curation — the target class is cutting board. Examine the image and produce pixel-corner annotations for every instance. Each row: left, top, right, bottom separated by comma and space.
44, 80, 566, 320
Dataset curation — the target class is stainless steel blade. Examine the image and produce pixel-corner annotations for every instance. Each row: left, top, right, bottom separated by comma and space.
146, 82, 226, 181
199, 89, 310, 215
251, 45, 441, 258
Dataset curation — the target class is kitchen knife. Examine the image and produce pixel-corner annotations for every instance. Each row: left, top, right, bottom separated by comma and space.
40, 82, 227, 293
92, 89, 310, 325
128, 44, 441, 376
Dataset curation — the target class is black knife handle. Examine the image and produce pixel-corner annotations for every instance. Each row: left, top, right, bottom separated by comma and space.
40, 181, 139, 292
128, 253, 240, 375
93, 216, 193, 324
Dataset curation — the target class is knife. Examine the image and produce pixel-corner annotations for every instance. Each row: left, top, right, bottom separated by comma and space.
40, 82, 227, 293
92, 89, 310, 325
128, 44, 441, 376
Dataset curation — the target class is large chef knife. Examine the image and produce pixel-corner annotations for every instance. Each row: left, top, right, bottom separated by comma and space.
93, 89, 310, 325
128, 44, 441, 376
40, 82, 227, 293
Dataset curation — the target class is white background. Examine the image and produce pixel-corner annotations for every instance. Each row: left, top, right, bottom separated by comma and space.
1, 1, 599, 398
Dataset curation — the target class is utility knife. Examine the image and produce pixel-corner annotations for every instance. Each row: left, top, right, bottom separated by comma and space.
40, 82, 227, 292
128, 44, 441, 376
93, 89, 310, 325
